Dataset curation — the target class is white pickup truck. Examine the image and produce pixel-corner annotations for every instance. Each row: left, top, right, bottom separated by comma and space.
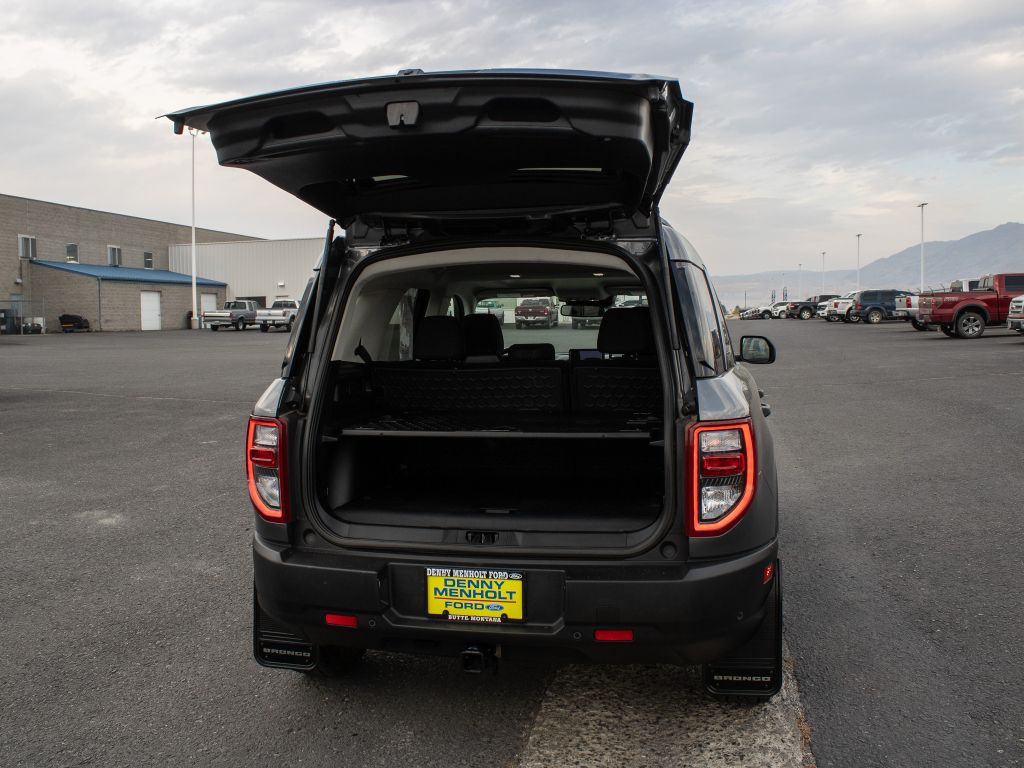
256, 299, 300, 332
202, 300, 259, 331
824, 291, 859, 323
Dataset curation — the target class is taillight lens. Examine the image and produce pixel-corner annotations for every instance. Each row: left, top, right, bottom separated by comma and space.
688, 420, 755, 536
246, 417, 289, 522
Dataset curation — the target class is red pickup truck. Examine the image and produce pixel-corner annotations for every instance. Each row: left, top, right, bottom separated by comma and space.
514, 297, 559, 329
918, 273, 1024, 338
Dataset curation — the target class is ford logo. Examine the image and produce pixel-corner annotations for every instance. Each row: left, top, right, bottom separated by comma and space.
486, 604, 503, 611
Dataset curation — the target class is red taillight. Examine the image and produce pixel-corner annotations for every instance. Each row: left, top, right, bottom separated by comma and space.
246, 417, 289, 522
325, 613, 358, 628
701, 453, 746, 476
687, 420, 756, 537
594, 629, 634, 642
854, 303, 862, 310
763, 562, 775, 583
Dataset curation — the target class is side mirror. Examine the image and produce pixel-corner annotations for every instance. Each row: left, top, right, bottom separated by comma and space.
560, 304, 604, 318
738, 336, 775, 364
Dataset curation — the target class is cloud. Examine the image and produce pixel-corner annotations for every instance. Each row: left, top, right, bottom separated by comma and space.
1, 0, 1022, 272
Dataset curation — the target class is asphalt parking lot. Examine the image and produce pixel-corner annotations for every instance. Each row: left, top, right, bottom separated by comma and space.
1, 320, 1021, 767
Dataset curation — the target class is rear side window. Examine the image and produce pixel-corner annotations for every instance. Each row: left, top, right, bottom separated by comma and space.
1004, 276, 1024, 292
860, 291, 878, 303
673, 263, 726, 377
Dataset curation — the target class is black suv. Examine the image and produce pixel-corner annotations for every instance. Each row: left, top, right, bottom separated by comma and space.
848, 289, 912, 324
786, 294, 839, 319
168, 70, 782, 699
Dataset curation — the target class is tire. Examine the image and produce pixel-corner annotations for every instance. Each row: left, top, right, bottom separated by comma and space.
940, 325, 956, 337
260, 324, 269, 333
761, 311, 771, 319
955, 310, 985, 339
866, 308, 883, 324
911, 319, 928, 332
515, 321, 523, 330
234, 319, 244, 331
571, 319, 580, 330
210, 325, 219, 331
286, 321, 293, 332
302, 646, 366, 679
799, 307, 812, 320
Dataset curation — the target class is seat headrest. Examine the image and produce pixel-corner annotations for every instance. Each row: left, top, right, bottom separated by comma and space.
505, 343, 556, 361
462, 313, 504, 357
597, 307, 654, 355
414, 316, 465, 361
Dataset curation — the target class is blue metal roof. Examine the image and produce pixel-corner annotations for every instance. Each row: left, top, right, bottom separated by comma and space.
32, 260, 226, 286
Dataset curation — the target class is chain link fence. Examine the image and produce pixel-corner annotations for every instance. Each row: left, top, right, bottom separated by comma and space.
0, 299, 49, 335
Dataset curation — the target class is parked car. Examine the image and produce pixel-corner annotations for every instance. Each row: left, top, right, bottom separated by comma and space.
170, 69, 783, 700
786, 294, 838, 319
59, 314, 91, 332
848, 289, 913, 324
473, 298, 506, 320
515, 297, 559, 329
752, 302, 787, 319
770, 301, 789, 318
1007, 295, 1024, 334
824, 292, 858, 323
257, 300, 301, 333
919, 274, 1024, 338
814, 300, 830, 319
203, 300, 259, 331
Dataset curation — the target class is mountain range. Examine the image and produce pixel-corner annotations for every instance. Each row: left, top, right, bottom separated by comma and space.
710, 222, 1024, 310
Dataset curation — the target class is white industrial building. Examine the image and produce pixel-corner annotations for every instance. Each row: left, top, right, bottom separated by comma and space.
169, 238, 321, 310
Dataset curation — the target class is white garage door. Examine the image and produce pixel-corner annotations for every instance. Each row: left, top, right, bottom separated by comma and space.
140, 291, 162, 331
200, 293, 217, 314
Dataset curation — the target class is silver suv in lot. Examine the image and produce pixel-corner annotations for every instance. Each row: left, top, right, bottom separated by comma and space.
168, 69, 782, 700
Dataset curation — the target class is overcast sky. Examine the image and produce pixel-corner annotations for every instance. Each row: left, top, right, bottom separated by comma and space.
2, 0, 1021, 276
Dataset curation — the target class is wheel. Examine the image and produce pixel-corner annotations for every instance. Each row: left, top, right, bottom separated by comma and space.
235, 319, 246, 331
911, 319, 928, 331
286, 321, 293, 332
955, 311, 985, 339
761, 311, 771, 319
799, 307, 812, 320
260, 324, 269, 333
302, 646, 366, 678
515, 321, 523, 330
940, 324, 956, 337
210, 325, 219, 331
866, 308, 883, 324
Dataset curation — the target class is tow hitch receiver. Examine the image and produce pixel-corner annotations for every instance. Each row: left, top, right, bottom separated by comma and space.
703, 563, 783, 699
461, 644, 499, 674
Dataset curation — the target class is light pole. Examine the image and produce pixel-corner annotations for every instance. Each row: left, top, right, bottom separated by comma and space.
189, 127, 198, 330
797, 263, 802, 297
856, 234, 862, 291
821, 251, 826, 293
917, 202, 927, 293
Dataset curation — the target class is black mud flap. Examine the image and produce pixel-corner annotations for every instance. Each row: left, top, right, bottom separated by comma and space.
253, 589, 317, 671
703, 562, 783, 699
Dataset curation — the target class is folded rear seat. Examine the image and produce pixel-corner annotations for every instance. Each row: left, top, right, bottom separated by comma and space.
370, 316, 564, 412
571, 307, 662, 413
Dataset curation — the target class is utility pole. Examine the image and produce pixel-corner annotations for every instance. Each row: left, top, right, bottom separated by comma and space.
856, 234, 862, 291
821, 251, 826, 293
917, 203, 927, 293
189, 127, 198, 330
798, 263, 802, 297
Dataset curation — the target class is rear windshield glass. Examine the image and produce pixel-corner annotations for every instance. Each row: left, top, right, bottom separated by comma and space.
224, 301, 247, 309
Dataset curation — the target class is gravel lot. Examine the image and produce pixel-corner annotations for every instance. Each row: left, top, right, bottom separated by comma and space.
1, 320, 1020, 767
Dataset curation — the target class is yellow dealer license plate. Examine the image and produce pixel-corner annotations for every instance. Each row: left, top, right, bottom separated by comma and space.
426, 567, 525, 624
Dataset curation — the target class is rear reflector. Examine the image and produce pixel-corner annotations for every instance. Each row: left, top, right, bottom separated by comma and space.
763, 562, 775, 583
594, 629, 634, 642
325, 613, 358, 628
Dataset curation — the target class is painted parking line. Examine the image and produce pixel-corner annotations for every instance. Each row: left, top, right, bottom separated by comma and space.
517, 648, 813, 768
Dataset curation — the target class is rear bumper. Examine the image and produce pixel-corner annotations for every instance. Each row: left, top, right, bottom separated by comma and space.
253, 535, 778, 664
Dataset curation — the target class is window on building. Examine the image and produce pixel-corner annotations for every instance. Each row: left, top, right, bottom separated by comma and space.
107, 246, 122, 266
66, 243, 79, 263
18, 235, 37, 260
143, 251, 153, 269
